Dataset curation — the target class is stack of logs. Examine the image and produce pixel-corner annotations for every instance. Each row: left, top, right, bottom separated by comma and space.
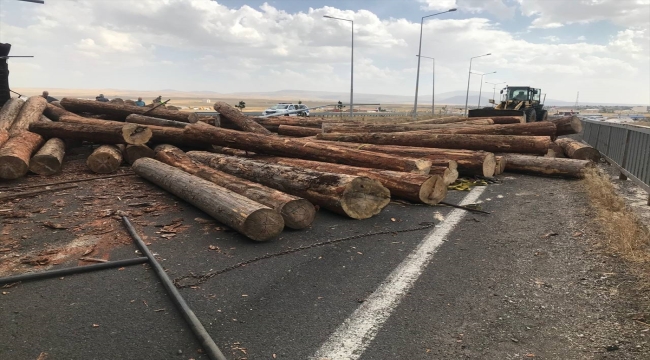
0, 96, 600, 241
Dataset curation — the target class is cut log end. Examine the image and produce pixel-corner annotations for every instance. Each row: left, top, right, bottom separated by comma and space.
483, 154, 497, 177
443, 168, 459, 185
242, 208, 285, 241
420, 175, 448, 205
279, 199, 316, 229
87, 145, 123, 174
0, 156, 29, 180
29, 138, 66, 175
122, 124, 153, 145
341, 177, 391, 219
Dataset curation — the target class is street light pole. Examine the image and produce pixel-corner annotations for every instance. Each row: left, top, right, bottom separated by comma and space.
413, 8, 456, 118
464, 53, 491, 117
477, 71, 496, 108
324, 15, 354, 117
485, 81, 506, 105
416, 55, 436, 114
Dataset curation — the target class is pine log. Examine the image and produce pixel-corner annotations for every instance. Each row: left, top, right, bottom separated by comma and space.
547, 116, 582, 136
132, 158, 284, 241
213, 101, 271, 135
29, 120, 152, 145
124, 144, 155, 165
0, 98, 25, 131
43, 102, 77, 121
210, 146, 252, 157
325, 122, 557, 138
50, 101, 64, 109
500, 154, 594, 178
0, 131, 44, 179
9, 96, 47, 135
321, 119, 495, 133
311, 141, 495, 177
493, 156, 506, 175
0, 129, 7, 148
277, 125, 321, 137
257, 156, 447, 205
250, 117, 342, 130
465, 116, 524, 124
396, 116, 466, 125
29, 138, 66, 175
126, 114, 188, 128
87, 144, 125, 174
546, 142, 566, 158
316, 132, 551, 155
555, 138, 600, 161
187, 151, 391, 219
60, 97, 199, 123
155, 145, 315, 229
183, 124, 432, 174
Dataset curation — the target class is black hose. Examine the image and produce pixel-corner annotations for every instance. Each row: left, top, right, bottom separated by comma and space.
0, 257, 148, 285
122, 216, 227, 360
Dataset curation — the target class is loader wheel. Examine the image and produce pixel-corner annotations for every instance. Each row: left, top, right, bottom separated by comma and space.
524, 108, 537, 123
540, 110, 548, 121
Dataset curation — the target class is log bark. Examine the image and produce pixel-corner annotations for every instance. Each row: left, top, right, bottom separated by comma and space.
0, 98, 25, 131
466, 116, 524, 124
187, 151, 391, 219
318, 141, 495, 177
0, 131, 44, 179
500, 154, 594, 178
546, 142, 566, 158
124, 144, 155, 165
30, 120, 152, 145
547, 116, 582, 136
249, 117, 342, 130
555, 138, 600, 161
316, 132, 551, 155
0, 129, 7, 148
213, 101, 271, 135
256, 156, 447, 205
60, 97, 199, 123
321, 119, 495, 133
132, 158, 284, 241
87, 144, 125, 174
183, 124, 433, 174
10, 96, 47, 135
277, 125, 321, 137
29, 138, 66, 175
126, 114, 188, 128
325, 122, 557, 138
155, 145, 315, 229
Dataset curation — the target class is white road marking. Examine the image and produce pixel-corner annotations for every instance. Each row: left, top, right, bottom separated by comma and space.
311, 186, 487, 360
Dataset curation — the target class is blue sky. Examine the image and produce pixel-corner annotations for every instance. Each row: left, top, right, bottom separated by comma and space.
0, 0, 648, 104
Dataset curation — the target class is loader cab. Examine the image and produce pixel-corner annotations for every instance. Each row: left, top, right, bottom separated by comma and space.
500, 87, 542, 104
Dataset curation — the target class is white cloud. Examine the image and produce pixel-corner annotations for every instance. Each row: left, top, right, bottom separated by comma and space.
518, 0, 650, 29
419, 0, 516, 19
542, 35, 560, 42
577, 36, 586, 41
0, 0, 647, 104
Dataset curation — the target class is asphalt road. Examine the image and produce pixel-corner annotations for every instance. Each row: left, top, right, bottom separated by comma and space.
1, 172, 648, 359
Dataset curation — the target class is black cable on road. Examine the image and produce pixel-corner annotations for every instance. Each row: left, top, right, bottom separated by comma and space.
0, 257, 148, 286
122, 216, 228, 360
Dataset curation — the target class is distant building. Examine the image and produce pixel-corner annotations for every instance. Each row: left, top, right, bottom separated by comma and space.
205, 99, 211, 103
631, 106, 649, 113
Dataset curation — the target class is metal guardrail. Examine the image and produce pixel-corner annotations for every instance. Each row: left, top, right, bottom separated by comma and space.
582, 119, 650, 203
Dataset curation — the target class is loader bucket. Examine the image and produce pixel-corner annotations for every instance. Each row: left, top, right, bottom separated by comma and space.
468, 108, 525, 118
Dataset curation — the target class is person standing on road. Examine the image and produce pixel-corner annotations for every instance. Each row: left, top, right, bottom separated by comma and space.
135, 97, 145, 107
96, 94, 109, 102
41, 91, 58, 103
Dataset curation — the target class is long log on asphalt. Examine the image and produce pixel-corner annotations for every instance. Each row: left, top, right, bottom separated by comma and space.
87, 144, 125, 174
29, 121, 152, 145
126, 114, 188, 128
321, 119, 495, 134
29, 138, 66, 175
546, 116, 582, 136
0, 98, 25, 131
0, 131, 44, 179
124, 144, 155, 165
256, 156, 448, 205
316, 132, 552, 155
155, 145, 315, 229
132, 158, 284, 241
395, 121, 557, 139
183, 123, 433, 174
187, 151, 391, 219
252, 117, 343, 128
499, 154, 594, 178
213, 101, 271, 135
396, 116, 465, 125
9, 96, 47, 135
555, 138, 600, 161
464, 116, 524, 124
277, 125, 322, 137
297, 141, 493, 177
60, 97, 199, 123
43, 102, 79, 121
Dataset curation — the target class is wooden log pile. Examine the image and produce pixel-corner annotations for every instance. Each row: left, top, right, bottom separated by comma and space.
0, 95, 603, 242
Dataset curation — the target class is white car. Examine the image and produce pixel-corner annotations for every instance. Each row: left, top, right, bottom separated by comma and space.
262, 103, 310, 117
